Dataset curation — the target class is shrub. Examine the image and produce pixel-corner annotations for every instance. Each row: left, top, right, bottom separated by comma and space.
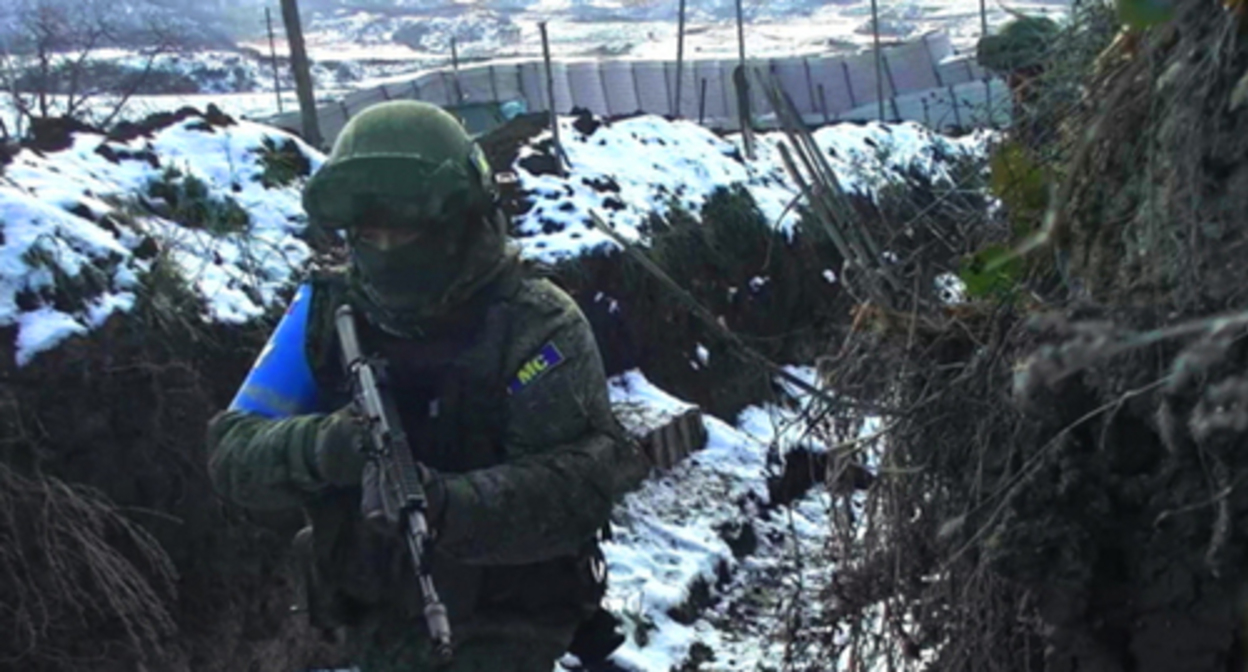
145, 167, 250, 236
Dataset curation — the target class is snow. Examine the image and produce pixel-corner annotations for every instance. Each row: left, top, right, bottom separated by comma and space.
0, 115, 319, 365
608, 369, 698, 439
510, 113, 992, 263
935, 271, 968, 304
282, 0, 1073, 70
601, 366, 856, 671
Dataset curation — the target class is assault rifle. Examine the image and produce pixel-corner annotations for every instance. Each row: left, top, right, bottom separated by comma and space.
334, 304, 453, 660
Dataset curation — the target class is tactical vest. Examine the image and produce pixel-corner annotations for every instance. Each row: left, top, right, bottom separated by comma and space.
294, 264, 603, 634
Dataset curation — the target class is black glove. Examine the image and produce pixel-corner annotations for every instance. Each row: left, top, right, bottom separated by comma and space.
312, 406, 369, 488
360, 460, 447, 536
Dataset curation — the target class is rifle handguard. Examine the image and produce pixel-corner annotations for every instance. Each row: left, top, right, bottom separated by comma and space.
334, 304, 454, 661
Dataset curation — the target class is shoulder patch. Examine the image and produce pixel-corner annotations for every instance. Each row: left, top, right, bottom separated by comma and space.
507, 341, 566, 395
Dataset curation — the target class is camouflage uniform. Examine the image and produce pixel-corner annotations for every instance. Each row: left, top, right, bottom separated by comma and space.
206, 101, 647, 671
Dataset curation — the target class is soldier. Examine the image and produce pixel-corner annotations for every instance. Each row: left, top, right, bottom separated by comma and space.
206, 100, 648, 671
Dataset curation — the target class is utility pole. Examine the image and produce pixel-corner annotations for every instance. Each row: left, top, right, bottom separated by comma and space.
265, 7, 283, 114
871, 0, 885, 122
674, 0, 687, 117
279, 0, 322, 148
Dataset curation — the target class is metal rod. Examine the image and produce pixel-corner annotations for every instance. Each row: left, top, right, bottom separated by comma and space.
539, 22, 568, 174
675, 0, 687, 117
841, 60, 857, 109
948, 84, 964, 129
699, 77, 708, 125
802, 57, 817, 121
265, 7, 283, 114
870, 0, 884, 122
451, 36, 464, 103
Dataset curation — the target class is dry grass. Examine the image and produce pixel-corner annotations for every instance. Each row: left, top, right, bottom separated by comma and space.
763, 2, 1248, 669
0, 462, 177, 669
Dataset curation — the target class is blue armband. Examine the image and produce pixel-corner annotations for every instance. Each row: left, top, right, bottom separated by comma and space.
227, 283, 321, 418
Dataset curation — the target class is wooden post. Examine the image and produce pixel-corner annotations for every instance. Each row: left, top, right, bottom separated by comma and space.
674, 0, 687, 117
870, 0, 884, 122
881, 53, 901, 122
539, 22, 567, 173
265, 7, 283, 114
279, 0, 322, 148
734, 0, 754, 159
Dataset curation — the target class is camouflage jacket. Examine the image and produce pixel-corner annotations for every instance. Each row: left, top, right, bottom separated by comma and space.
206, 263, 648, 658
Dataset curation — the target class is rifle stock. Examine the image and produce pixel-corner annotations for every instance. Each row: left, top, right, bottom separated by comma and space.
333, 304, 453, 660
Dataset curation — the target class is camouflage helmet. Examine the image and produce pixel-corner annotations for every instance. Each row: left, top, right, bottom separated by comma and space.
302, 100, 496, 230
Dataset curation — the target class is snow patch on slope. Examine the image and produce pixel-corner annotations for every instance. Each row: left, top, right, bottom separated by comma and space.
510, 113, 991, 263
0, 115, 320, 365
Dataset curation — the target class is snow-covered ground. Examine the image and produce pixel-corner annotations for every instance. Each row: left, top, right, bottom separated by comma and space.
0, 109, 981, 669
595, 366, 862, 672
0, 114, 319, 364
277, 0, 1074, 65
510, 113, 991, 263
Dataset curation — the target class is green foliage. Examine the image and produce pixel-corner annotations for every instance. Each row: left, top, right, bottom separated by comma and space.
958, 243, 1024, 300
977, 15, 1061, 73
989, 141, 1052, 237
1116, 0, 1176, 30
956, 142, 1056, 301
255, 136, 312, 189
146, 167, 250, 236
